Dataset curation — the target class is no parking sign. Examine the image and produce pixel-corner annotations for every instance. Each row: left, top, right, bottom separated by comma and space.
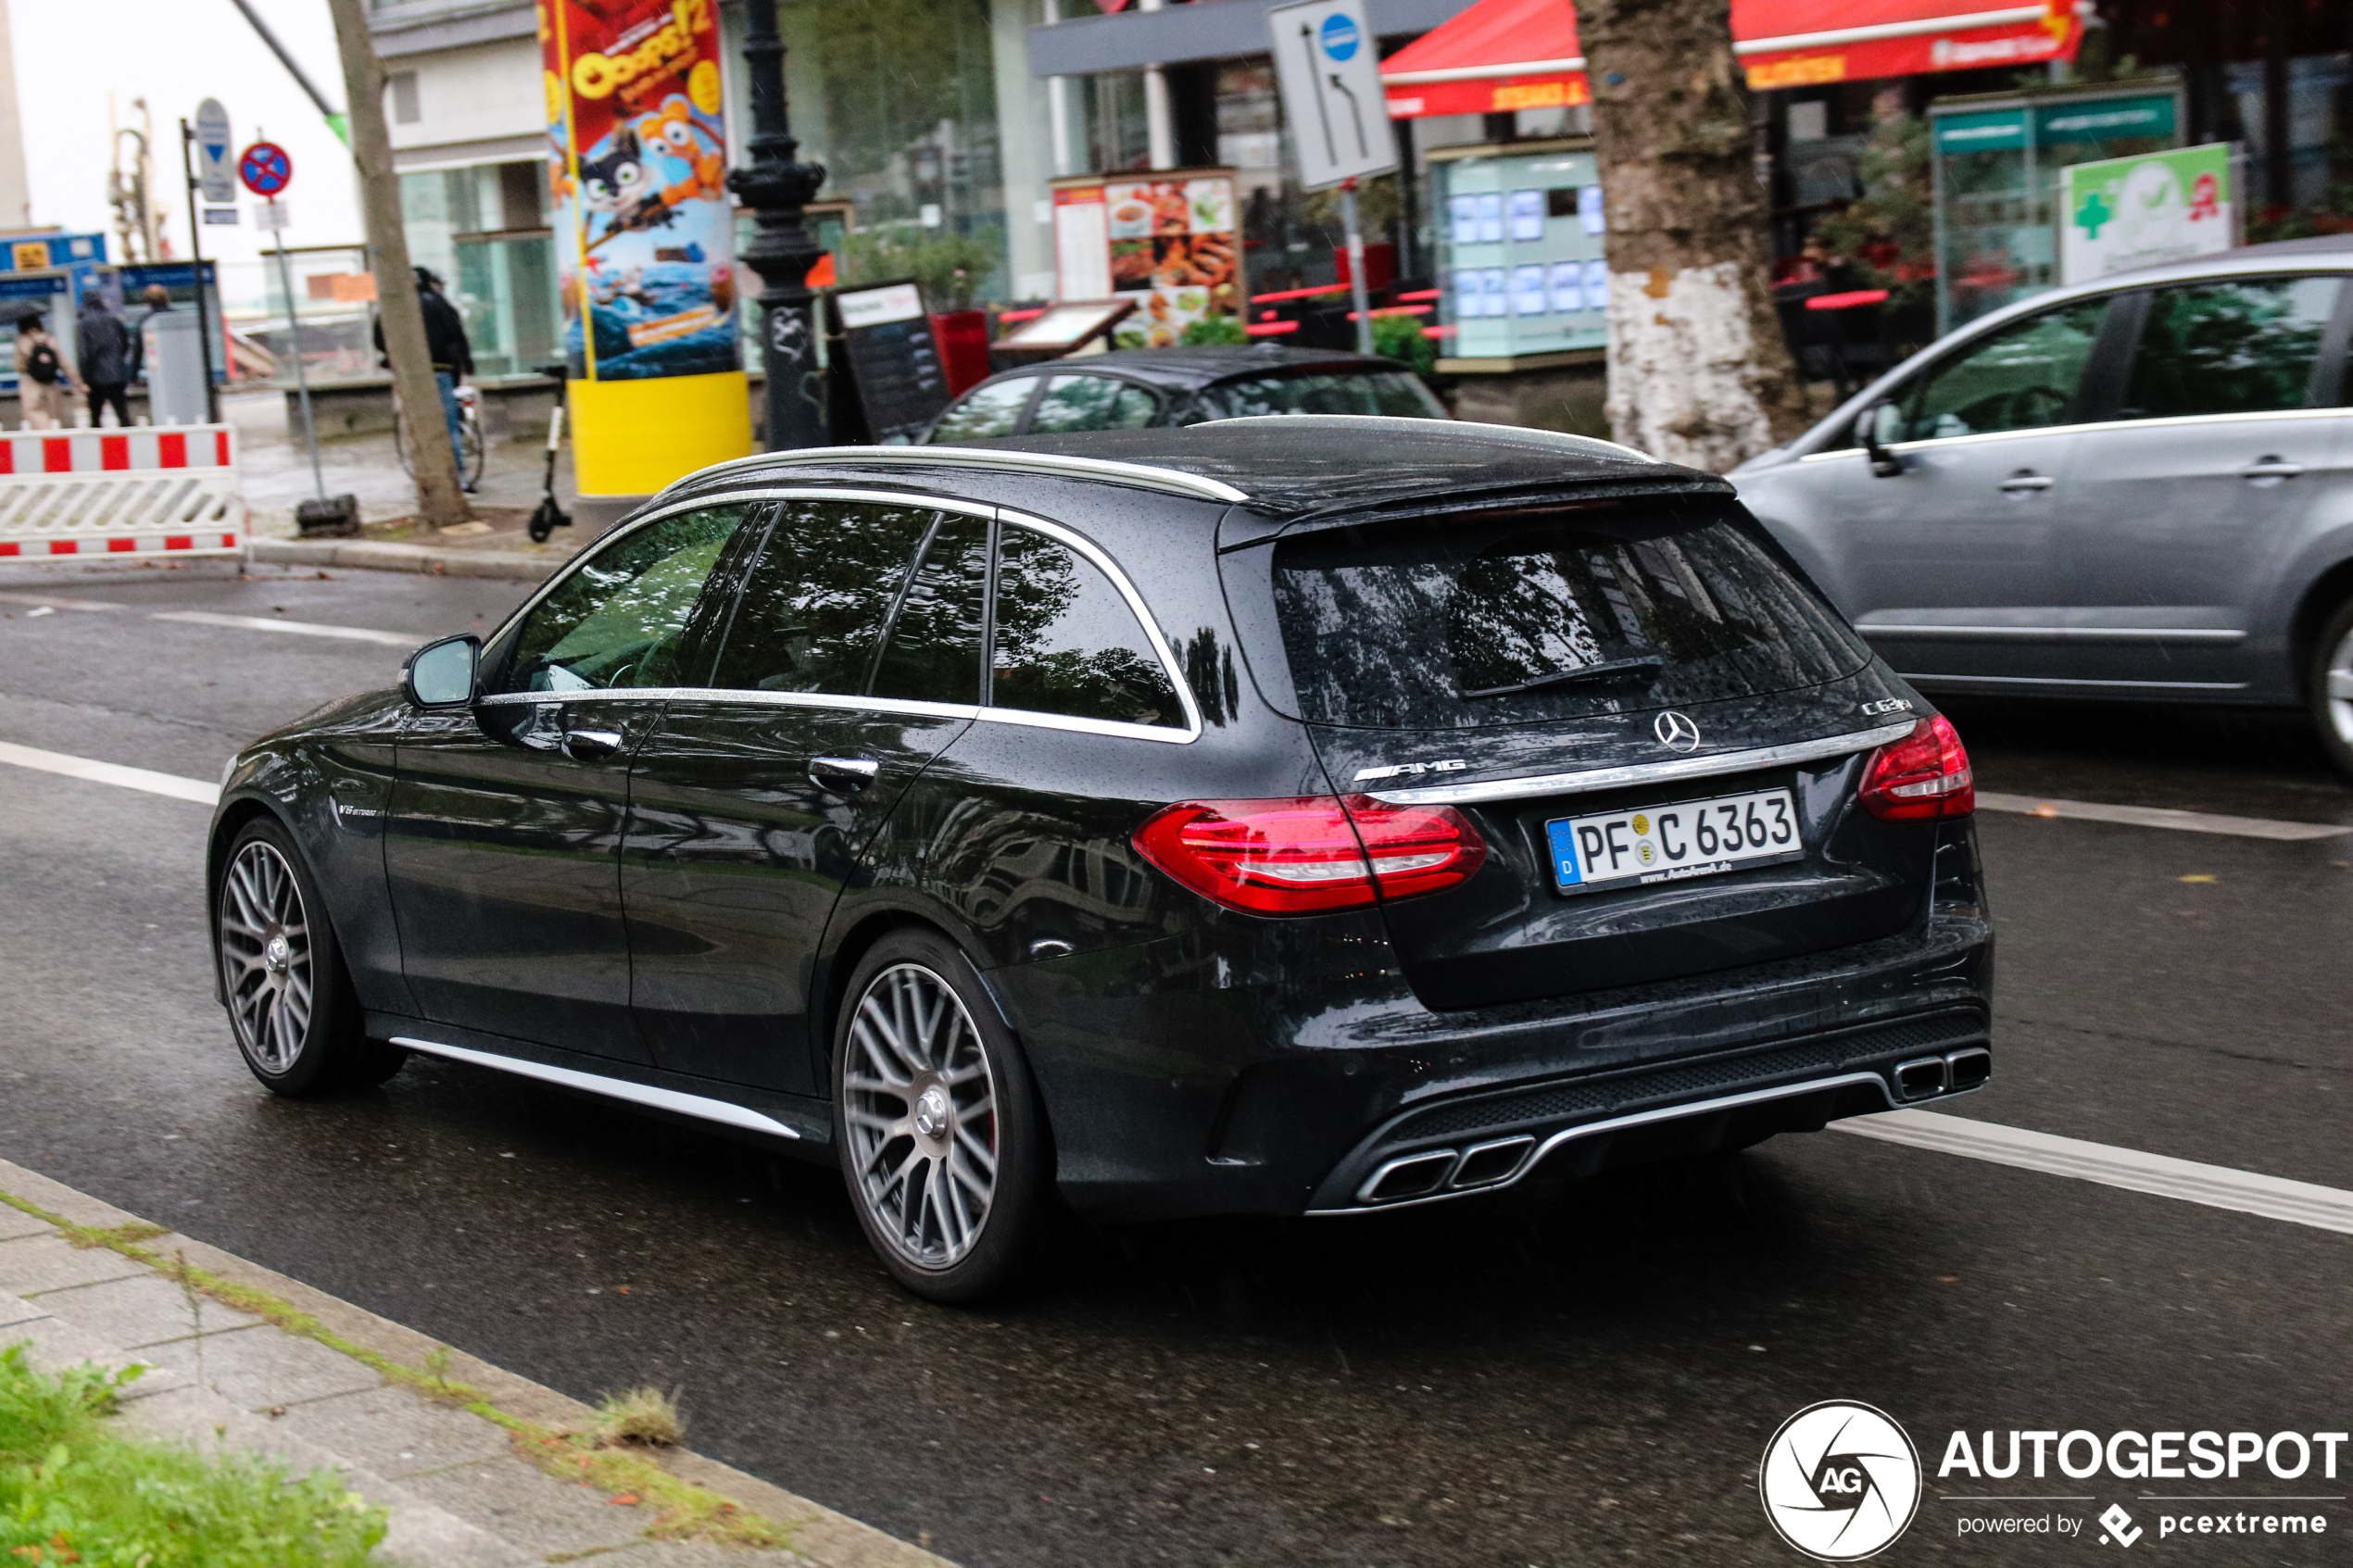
238, 141, 292, 198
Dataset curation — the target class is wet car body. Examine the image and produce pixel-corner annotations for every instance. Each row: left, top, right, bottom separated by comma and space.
210, 420, 1991, 1237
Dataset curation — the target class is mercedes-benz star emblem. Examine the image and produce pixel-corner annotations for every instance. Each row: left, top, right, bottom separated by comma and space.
1654, 710, 1702, 753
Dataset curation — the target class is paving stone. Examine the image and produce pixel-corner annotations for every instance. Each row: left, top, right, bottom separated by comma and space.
132, 1323, 381, 1411
590, 1541, 809, 1565
0, 1233, 147, 1295
0, 1207, 51, 1243
398, 1454, 652, 1559
2, 1310, 126, 1375
273, 1384, 510, 1479
32, 1271, 263, 1349
0, 1291, 46, 1329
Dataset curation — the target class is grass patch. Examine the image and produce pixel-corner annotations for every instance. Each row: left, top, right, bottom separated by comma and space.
0, 1342, 385, 1566
0, 1188, 795, 1552
587, 1387, 683, 1450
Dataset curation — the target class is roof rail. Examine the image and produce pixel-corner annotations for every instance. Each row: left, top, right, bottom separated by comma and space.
659, 445, 1251, 504
1202, 413, 1658, 465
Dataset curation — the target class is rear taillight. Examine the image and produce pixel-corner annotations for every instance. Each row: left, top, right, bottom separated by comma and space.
1858, 715, 1974, 821
1132, 795, 1487, 915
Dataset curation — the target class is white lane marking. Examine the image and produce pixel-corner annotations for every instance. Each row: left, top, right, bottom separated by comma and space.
148, 610, 422, 647
0, 590, 128, 612
1976, 790, 2352, 842
0, 741, 220, 806
1836, 1109, 2353, 1235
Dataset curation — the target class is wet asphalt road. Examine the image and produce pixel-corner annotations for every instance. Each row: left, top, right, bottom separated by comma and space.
2, 561, 2350, 1568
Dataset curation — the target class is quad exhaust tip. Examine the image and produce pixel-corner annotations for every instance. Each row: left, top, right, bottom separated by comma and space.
1356, 1134, 1536, 1205
1895, 1047, 1994, 1101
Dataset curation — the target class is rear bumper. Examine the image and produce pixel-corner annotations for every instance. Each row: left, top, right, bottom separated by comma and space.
1305, 1006, 1989, 1212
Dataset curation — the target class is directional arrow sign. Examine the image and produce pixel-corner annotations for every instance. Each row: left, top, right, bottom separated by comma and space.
1267, 0, 1396, 192
195, 99, 234, 206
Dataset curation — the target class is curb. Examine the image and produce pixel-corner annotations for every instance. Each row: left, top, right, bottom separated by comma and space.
251, 537, 568, 583
0, 1158, 952, 1568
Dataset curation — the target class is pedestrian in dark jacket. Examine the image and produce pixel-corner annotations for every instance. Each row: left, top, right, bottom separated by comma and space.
77, 296, 135, 427
372, 268, 477, 490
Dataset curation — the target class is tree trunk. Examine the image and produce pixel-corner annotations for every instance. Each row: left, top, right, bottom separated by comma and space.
1575, 0, 1809, 472
324, 0, 471, 530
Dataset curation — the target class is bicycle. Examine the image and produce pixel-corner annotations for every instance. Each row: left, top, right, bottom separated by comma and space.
394, 382, 486, 491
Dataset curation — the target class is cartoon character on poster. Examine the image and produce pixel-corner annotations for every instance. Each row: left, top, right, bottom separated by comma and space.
540, 0, 739, 383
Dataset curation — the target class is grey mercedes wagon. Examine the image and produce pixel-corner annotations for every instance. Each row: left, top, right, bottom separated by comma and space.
1731, 235, 2353, 775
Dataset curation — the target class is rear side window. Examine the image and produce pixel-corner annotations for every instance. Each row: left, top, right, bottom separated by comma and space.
1194, 370, 1445, 421
707, 501, 935, 694
927, 378, 1033, 444
1267, 503, 1868, 730
872, 515, 989, 704
2121, 277, 2342, 419
1895, 298, 2108, 440
992, 526, 1182, 728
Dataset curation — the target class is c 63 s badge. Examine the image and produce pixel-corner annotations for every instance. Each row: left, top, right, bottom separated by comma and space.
1353, 759, 1467, 784
1860, 698, 1913, 718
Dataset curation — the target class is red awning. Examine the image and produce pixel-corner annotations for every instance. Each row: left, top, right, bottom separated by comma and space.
1381, 0, 2083, 119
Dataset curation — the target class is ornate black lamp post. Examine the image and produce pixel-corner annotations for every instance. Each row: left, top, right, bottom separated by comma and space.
727, 0, 829, 450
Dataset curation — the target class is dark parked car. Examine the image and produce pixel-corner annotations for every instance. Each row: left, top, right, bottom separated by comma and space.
1732, 236, 2353, 775
922, 345, 1445, 444
208, 419, 1991, 1300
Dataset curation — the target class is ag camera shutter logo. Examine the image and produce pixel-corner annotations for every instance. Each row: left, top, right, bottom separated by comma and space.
1759, 1401, 1922, 1561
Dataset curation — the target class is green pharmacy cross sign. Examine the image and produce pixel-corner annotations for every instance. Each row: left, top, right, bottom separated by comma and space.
2061, 143, 2234, 283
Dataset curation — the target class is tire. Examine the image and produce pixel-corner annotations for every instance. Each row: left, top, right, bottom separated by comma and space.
2310, 597, 2353, 783
832, 930, 1048, 1303
215, 819, 405, 1096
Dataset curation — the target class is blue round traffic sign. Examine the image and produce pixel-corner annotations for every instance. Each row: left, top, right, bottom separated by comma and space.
1318, 12, 1360, 59
238, 141, 293, 197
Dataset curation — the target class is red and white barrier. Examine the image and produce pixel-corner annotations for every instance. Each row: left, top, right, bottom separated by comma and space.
0, 424, 245, 561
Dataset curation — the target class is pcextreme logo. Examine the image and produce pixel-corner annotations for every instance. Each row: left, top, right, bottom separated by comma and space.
1760, 1400, 1924, 1561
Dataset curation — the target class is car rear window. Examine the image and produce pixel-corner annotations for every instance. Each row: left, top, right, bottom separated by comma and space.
1195, 370, 1444, 421
1267, 502, 1869, 730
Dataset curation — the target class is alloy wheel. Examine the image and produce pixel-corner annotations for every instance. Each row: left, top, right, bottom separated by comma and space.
2329, 625, 2353, 747
219, 840, 314, 1073
842, 962, 1000, 1272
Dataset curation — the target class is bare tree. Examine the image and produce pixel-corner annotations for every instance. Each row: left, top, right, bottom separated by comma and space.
1576, 0, 1808, 472
324, 0, 471, 530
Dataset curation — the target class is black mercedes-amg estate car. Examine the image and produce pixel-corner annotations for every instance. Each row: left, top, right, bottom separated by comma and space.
208, 418, 1992, 1300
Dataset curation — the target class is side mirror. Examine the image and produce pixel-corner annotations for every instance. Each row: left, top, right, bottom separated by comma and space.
403, 633, 482, 709
1861, 401, 1905, 478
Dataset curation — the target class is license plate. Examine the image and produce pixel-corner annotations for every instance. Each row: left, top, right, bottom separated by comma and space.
1545, 787, 1801, 894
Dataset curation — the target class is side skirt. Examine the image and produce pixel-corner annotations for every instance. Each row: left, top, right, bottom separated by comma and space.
365, 1012, 834, 1154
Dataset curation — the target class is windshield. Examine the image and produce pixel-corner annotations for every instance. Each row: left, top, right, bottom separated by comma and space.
1267, 502, 1869, 730
1195, 370, 1445, 421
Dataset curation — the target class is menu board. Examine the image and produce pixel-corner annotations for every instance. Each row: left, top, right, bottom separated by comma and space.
1050, 169, 1239, 349
832, 280, 950, 443
1434, 143, 1608, 360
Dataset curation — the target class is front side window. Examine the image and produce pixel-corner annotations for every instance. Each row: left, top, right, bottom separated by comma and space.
927, 378, 1035, 444
1029, 374, 1160, 433
495, 505, 749, 694
872, 515, 990, 704
1193, 370, 1446, 421
707, 501, 937, 695
1895, 298, 2110, 441
2120, 277, 2342, 420
991, 526, 1182, 728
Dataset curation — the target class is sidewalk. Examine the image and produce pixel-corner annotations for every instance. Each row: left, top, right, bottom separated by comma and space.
0, 1158, 950, 1568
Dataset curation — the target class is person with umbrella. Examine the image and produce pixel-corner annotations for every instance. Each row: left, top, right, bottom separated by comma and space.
7, 303, 78, 430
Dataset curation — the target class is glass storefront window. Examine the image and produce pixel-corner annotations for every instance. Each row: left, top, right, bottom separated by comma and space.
400, 163, 559, 379
780, 0, 1010, 298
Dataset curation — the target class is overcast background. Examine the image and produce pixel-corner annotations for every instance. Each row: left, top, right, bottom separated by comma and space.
12, 0, 369, 305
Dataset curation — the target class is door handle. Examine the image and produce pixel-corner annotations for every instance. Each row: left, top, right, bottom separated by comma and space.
811, 756, 880, 792
1996, 472, 2055, 492
2239, 458, 2304, 480
560, 728, 624, 762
